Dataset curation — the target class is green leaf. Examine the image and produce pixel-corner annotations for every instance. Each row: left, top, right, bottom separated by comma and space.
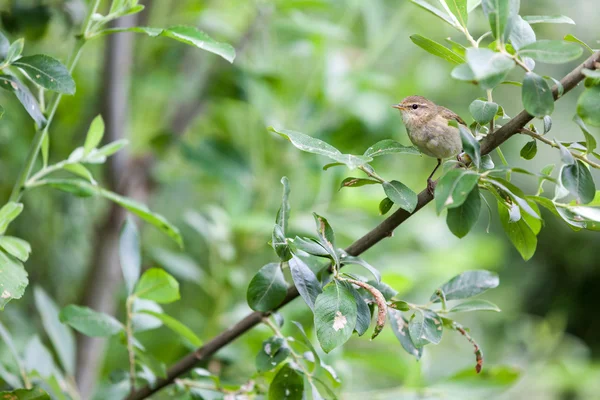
383, 180, 418, 213
522, 72, 554, 117
120, 217, 141, 295
408, 309, 443, 347
435, 170, 479, 213
118, 26, 235, 63
268, 364, 304, 400
292, 321, 321, 365
520, 140, 537, 160
446, 38, 467, 57
41, 180, 182, 247
59, 305, 124, 337
518, 40, 583, 64
447, 186, 481, 238
137, 310, 202, 347
410, 34, 464, 64
247, 263, 288, 312
543, 115, 552, 134
273, 224, 292, 261
388, 309, 422, 359
573, 115, 597, 153
498, 201, 537, 260
363, 139, 420, 157
3, 39, 24, 64
465, 48, 515, 89
368, 280, 398, 301
276, 176, 291, 234
431, 270, 499, 302
449, 299, 501, 313
34, 287, 76, 375
0, 236, 31, 262
564, 34, 594, 54
451, 63, 476, 83
313, 213, 338, 263
458, 124, 481, 168
409, 0, 455, 26
339, 177, 380, 189
469, 99, 499, 124
555, 141, 575, 165
94, 139, 129, 158
292, 236, 329, 257
446, 0, 469, 27
339, 252, 381, 283
509, 15, 536, 50
256, 336, 290, 373
379, 197, 394, 215
561, 161, 596, 204
523, 15, 575, 24
13, 55, 75, 94
134, 268, 180, 303
577, 85, 600, 127
481, 0, 520, 41
486, 177, 541, 218
271, 127, 372, 170
63, 163, 95, 183
0, 388, 51, 400
0, 75, 46, 127
0, 250, 28, 310
0, 32, 10, 59
314, 279, 357, 353
23, 336, 57, 379
482, 154, 495, 169
289, 255, 322, 311
0, 202, 23, 234
83, 115, 105, 155
346, 282, 371, 336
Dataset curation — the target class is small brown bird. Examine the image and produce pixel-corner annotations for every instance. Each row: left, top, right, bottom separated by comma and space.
393, 95, 465, 194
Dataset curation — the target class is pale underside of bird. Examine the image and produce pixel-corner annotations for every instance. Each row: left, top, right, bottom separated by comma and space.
393, 95, 465, 193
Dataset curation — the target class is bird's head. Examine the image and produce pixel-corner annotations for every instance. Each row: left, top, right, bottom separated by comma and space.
392, 95, 436, 126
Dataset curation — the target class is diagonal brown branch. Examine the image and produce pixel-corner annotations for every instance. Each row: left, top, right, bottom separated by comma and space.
126, 51, 600, 400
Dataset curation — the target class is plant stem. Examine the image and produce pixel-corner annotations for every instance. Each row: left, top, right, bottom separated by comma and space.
263, 318, 314, 377
487, 89, 494, 134
7, 0, 101, 202
358, 165, 385, 183
520, 128, 600, 169
126, 296, 137, 394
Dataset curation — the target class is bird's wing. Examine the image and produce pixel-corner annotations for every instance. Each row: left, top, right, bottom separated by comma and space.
439, 106, 467, 126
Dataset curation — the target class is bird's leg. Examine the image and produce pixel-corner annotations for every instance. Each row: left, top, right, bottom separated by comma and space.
427, 159, 441, 195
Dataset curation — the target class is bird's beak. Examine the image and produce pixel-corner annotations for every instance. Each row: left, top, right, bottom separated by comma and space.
392, 104, 405, 110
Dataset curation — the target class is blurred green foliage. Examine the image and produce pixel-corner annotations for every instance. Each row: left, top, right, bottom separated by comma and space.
0, 0, 599, 399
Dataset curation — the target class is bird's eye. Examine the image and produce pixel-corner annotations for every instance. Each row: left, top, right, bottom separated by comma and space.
412, 104, 419, 110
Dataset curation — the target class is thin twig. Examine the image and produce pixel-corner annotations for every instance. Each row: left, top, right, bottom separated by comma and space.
520, 128, 600, 169
126, 297, 137, 394
126, 50, 600, 400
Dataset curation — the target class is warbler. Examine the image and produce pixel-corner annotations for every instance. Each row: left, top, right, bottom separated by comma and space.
393, 95, 465, 193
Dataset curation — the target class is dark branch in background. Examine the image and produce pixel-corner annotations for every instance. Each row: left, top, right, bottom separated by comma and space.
126, 52, 600, 400
76, 7, 269, 395
76, 13, 139, 397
